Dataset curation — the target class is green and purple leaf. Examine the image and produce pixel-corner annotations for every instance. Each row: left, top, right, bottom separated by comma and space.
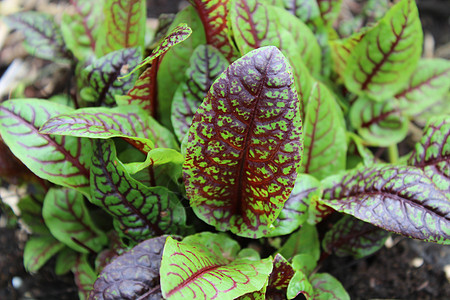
72, 254, 97, 300
160, 236, 273, 300
309, 273, 349, 300
0, 99, 91, 195
266, 254, 295, 299
395, 58, 450, 116
349, 97, 408, 146
316, 0, 342, 27
42, 188, 108, 253
321, 164, 450, 244
343, 0, 423, 101
300, 82, 347, 179
95, 0, 146, 56
80, 48, 141, 106
90, 140, 186, 244
23, 235, 65, 273
286, 270, 313, 299
322, 215, 389, 259
183, 46, 303, 238
329, 30, 366, 80
268, 174, 321, 237
4, 12, 71, 62
90, 236, 167, 300
171, 45, 229, 142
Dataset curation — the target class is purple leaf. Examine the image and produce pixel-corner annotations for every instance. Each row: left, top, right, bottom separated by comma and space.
266, 254, 295, 299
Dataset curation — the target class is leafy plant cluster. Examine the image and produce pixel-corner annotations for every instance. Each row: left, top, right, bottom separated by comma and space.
0, 0, 449, 299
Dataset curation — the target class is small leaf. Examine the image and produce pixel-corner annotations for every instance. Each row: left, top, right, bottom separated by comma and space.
95, 0, 146, 56
343, 0, 423, 101
43, 188, 108, 253
349, 97, 408, 146
286, 270, 313, 299
266, 254, 295, 299
322, 215, 389, 259
73, 254, 97, 300
190, 0, 240, 62
4, 12, 71, 62
55, 248, 77, 275
321, 164, 450, 244
268, 174, 321, 237
300, 82, 347, 179
90, 140, 186, 244
80, 48, 141, 106
160, 236, 273, 300
171, 44, 229, 142
18, 189, 48, 235
0, 99, 91, 195
316, 0, 342, 27
395, 58, 450, 116
291, 254, 317, 277
23, 235, 65, 273
278, 224, 320, 260
309, 273, 349, 300
90, 236, 166, 300
183, 46, 303, 238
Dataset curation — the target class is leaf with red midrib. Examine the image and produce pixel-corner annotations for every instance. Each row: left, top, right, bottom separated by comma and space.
183, 46, 303, 238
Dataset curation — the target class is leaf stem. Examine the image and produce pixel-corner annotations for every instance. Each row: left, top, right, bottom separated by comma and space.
388, 144, 399, 164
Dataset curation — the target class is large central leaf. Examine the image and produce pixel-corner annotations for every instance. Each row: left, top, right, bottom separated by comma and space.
183, 46, 303, 238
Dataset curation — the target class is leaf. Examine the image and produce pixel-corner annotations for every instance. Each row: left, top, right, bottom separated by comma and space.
321, 164, 450, 244
90, 236, 166, 300
18, 189, 49, 235
73, 254, 97, 300
316, 0, 342, 27
291, 254, 317, 277
286, 270, 313, 299
395, 58, 450, 116
23, 235, 65, 273
171, 45, 229, 142
42, 188, 108, 253
95, 0, 146, 56
300, 82, 347, 179
329, 30, 366, 80
190, 0, 240, 62
278, 224, 320, 260
309, 273, 349, 300
268, 174, 321, 237
55, 248, 77, 275
408, 116, 450, 199
40, 105, 178, 152
4, 12, 71, 62
349, 97, 408, 146
160, 236, 273, 300
322, 215, 389, 259
80, 48, 141, 106
90, 140, 186, 244
0, 99, 91, 195
183, 46, 303, 238
343, 0, 423, 101
265, 254, 295, 299
60, 0, 103, 60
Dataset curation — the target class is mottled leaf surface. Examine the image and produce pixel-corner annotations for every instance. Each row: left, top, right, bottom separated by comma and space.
322, 164, 450, 244
43, 188, 107, 253
343, 0, 423, 101
80, 48, 141, 106
4, 12, 71, 62
309, 273, 349, 300
23, 235, 65, 273
322, 215, 389, 259
73, 254, 97, 300
90, 140, 186, 244
268, 174, 321, 237
95, 0, 146, 56
183, 46, 302, 238
350, 97, 408, 146
395, 58, 450, 116
160, 236, 273, 300
90, 236, 166, 300
300, 82, 347, 179
171, 45, 229, 142
266, 254, 295, 299
0, 100, 91, 194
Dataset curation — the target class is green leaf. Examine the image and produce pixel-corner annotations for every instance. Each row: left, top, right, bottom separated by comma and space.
286, 270, 313, 299
349, 97, 408, 146
321, 164, 450, 244
322, 215, 389, 259
171, 44, 229, 142
160, 236, 273, 300
72, 254, 97, 300
3, 12, 71, 62
310, 273, 349, 300
0, 99, 91, 195
17, 188, 49, 235
23, 235, 65, 273
300, 82, 347, 179
278, 224, 320, 260
90, 140, 186, 244
395, 58, 450, 116
80, 48, 141, 106
268, 174, 321, 236
60, 0, 103, 60
43, 188, 108, 253
291, 254, 317, 277
95, 0, 146, 56
55, 248, 77, 275
343, 0, 423, 101
183, 46, 303, 238
316, 0, 342, 27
